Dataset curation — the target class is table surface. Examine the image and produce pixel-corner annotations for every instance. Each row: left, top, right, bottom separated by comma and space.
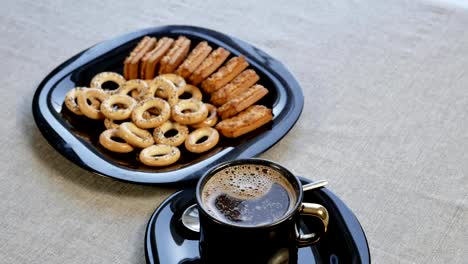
3, 0, 468, 263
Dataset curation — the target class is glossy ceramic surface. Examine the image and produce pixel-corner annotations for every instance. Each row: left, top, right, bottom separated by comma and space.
32, 25, 304, 184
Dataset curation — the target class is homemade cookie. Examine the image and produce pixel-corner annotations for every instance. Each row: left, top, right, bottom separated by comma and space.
159, 36, 191, 74
123, 36, 157, 80
215, 105, 272, 138
175, 41, 212, 78
140, 37, 174, 79
217, 84, 269, 119
201, 56, 249, 93
188, 47, 230, 85
210, 69, 259, 106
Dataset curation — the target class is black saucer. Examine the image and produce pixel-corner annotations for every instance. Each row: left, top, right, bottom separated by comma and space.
144, 178, 370, 264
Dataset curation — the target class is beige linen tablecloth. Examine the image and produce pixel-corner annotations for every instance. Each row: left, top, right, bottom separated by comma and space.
3, 0, 468, 263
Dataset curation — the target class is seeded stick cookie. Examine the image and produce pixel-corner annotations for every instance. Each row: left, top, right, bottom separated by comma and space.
124, 36, 157, 80
216, 105, 273, 138
189, 47, 230, 85
210, 69, 259, 106
140, 37, 174, 79
159, 36, 191, 74
217, 84, 269, 119
175, 41, 212, 78
201, 56, 249, 93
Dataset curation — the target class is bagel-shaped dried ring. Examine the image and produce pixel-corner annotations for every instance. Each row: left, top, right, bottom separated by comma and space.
172, 99, 209, 125
118, 79, 149, 100
90, 72, 126, 94
100, 94, 137, 120
145, 78, 179, 106
118, 122, 154, 148
77, 88, 109, 119
153, 121, 189, 146
65, 88, 101, 115
179, 84, 202, 101
64, 88, 85, 115
132, 98, 171, 129
159, 73, 186, 96
185, 127, 219, 153
192, 104, 218, 128
99, 129, 134, 153
104, 118, 128, 129
140, 144, 181, 166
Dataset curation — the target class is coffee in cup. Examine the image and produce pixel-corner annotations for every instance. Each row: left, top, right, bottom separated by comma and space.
201, 164, 297, 226
196, 159, 329, 264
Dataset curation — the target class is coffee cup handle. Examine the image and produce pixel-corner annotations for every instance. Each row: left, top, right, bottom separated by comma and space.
295, 203, 329, 247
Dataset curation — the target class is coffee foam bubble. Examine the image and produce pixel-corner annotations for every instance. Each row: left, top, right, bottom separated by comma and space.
201, 164, 296, 208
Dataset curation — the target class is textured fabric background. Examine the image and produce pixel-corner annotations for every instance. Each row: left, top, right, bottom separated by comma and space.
3, 0, 468, 263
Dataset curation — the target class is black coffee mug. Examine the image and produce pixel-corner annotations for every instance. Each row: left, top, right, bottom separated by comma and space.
195, 159, 329, 264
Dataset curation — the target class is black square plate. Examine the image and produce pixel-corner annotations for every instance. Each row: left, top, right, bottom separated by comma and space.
32, 25, 304, 184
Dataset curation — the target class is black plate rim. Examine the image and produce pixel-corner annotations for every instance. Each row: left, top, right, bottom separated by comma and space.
144, 177, 371, 264
32, 25, 304, 185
